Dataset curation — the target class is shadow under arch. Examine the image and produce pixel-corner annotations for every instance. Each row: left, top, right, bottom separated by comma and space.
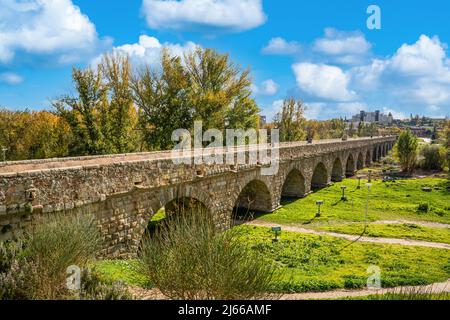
311, 162, 328, 190
345, 154, 355, 177
331, 158, 344, 182
357, 152, 364, 170
233, 179, 273, 222
282, 169, 306, 198
142, 193, 210, 243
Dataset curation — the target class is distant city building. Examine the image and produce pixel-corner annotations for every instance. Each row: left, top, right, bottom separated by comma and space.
351, 110, 394, 125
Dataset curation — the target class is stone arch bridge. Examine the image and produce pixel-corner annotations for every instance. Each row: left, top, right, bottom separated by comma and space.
0, 137, 396, 258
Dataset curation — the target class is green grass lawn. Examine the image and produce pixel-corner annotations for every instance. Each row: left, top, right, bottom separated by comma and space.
92, 260, 150, 288
318, 223, 450, 244
237, 225, 450, 293
92, 177, 450, 296
95, 225, 450, 294
258, 177, 450, 226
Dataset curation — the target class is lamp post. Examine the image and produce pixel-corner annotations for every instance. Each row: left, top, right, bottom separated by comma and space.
357, 175, 364, 189
340, 186, 347, 201
271, 227, 282, 243
316, 200, 324, 217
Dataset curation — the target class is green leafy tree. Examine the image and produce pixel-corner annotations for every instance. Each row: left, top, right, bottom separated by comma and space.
101, 54, 140, 153
274, 98, 306, 142
53, 67, 109, 155
395, 130, 419, 173
132, 47, 259, 150
54, 54, 140, 156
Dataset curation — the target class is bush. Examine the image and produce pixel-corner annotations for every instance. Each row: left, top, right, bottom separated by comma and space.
419, 145, 445, 170
0, 214, 103, 300
138, 212, 277, 300
394, 130, 418, 173
417, 203, 430, 213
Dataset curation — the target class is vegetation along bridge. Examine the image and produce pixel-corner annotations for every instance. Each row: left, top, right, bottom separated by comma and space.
0, 136, 396, 258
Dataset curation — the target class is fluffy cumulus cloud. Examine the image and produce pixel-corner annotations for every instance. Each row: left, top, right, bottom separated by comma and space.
262, 37, 301, 55
252, 79, 279, 96
0, 0, 105, 65
93, 35, 199, 68
292, 63, 356, 102
313, 28, 371, 65
141, 0, 267, 32
285, 31, 450, 119
0, 72, 23, 85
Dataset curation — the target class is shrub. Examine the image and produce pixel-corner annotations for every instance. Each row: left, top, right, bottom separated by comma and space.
138, 212, 277, 300
77, 269, 133, 300
419, 145, 445, 170
417, 203, 430, 213
1, 214, 103, 300
394, 130, 418, 173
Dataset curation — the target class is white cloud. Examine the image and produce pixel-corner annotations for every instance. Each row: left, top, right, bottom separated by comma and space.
292, 62, 357, 101
313, 28, 371, 65
141, 0, 266, 32
261, 99, 284, 121
390, 35, 448, 77
0, 72, 23, 85
262, 37, 301, 55
252, 79, 279, 96
0, 0, 104, 64
382, 108, 406, 120
314, 28, 371, 56
93, 35, 199, 68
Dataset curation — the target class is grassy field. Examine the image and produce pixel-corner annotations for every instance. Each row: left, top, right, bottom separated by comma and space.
94, 225, 450, 294
238, 225, 450, 293
93, 176, 450, 296
258, 178, 449, 240
318, 223, 450, 244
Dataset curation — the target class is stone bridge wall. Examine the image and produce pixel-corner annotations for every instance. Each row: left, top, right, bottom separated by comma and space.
0, 137, 396, 258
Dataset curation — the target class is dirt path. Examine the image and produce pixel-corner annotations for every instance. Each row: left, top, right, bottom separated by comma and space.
128, 279, 450, 300
281, 279, 450, 300
372, 220, 450, 229
247, 220, 450, 250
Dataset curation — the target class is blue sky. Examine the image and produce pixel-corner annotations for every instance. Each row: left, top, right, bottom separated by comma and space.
0, 0, 449, 121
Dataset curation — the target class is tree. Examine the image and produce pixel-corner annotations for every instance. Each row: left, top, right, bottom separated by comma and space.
54, 54, 140, 156
132, 47, 260, 150
131, 50, 193, 150
185, 48, 259, 131
101, 54, 140, 153
0, 109, 72, 161
395, 130, 418, 173
444, 121, 450, 171
274, 98, 306, 142
53, 67, 109, 156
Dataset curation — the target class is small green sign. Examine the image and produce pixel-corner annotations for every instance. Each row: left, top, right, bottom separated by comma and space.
272, 227, 282, 233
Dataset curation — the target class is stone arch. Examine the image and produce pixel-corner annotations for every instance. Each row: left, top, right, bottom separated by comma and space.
311, 162, 329, 190
377, 145, 382, 160
331, 158, 344, 182
345, 153, 356, 177
357, 152, 364, 170
282, 169, 306, 198
365, 150, 371, 166
234, 179, 273, 213
138, 188, 212, 249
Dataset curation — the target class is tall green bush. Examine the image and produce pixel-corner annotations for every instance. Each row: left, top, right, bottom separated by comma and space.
419, 145, 444, 170
0, 214, 109, 300
139, 212, 277, 300
395, 130, 418, 173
